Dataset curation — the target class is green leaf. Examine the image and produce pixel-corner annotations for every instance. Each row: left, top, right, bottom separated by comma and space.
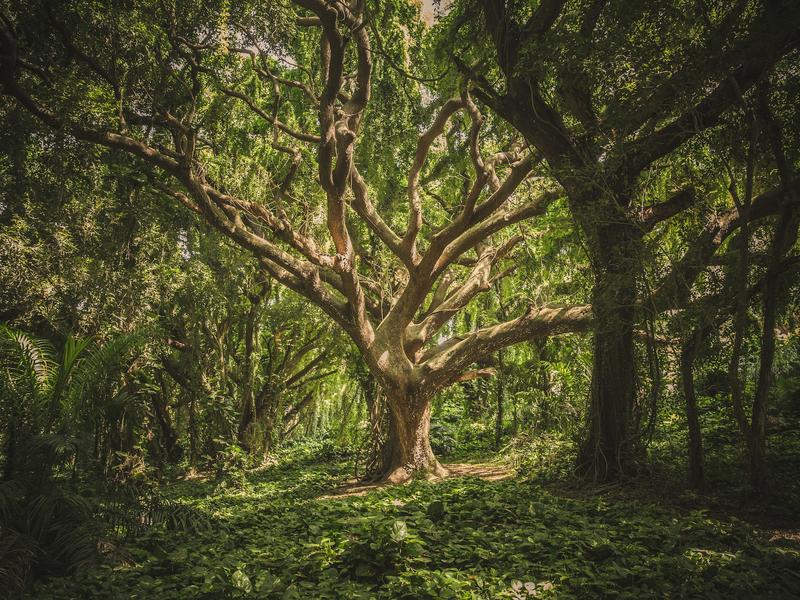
231, 569, 252, 594
390, 520, 408, 544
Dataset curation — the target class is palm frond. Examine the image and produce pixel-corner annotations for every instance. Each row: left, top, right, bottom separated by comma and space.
0, 326, 56, 414
0, 326, 56, 386
0, 480, 24, 523
64, 329, 149, 426
49, 335, 92, 423
24, 433, 79, 468
0, 528, 38, 596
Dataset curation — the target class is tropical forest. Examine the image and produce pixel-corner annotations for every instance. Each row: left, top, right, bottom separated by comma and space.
1, 0, 799, 597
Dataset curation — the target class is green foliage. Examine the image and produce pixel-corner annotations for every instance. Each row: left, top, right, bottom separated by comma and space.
0, 326, 149, 594
28, 453, 800, 599
0, 0, 799, 596
0, 441, 98, 596
98, 480, 213, 541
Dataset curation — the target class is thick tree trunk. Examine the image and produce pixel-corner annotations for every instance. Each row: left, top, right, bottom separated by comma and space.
237, 402, 254, 444
578, 221, 640, 482
359, 371, 386, 478
381, 389, 447, 483
580, 319, 636, 481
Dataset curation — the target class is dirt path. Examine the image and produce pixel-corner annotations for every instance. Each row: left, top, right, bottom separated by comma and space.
321, 462, 515, 499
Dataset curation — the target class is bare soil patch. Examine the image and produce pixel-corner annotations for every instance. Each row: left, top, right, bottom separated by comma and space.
321, 461, 515, 499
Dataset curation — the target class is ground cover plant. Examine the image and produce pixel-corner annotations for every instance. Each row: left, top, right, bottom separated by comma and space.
28, 440, 800, 599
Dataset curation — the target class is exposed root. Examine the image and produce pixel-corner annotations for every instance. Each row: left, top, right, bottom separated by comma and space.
385, 466, 413, 485
320, 461, 512, 499
385, 460, 449, 484
431, 461, 450, 479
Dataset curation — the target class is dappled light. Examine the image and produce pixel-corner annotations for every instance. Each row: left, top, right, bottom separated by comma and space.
1, 0, 799, 597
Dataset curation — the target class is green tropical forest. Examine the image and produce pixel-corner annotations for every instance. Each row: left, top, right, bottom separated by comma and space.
1, 0, 799, 597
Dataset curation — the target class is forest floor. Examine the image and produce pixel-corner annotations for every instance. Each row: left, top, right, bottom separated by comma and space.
323, 461, 514, 498
31, 447, 800, 599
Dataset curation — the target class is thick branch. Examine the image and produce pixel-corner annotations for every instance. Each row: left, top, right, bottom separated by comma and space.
625, 16, 799, 178
637, 187, 696, 233
403, 97, 464, 261
423, 304, 593, 386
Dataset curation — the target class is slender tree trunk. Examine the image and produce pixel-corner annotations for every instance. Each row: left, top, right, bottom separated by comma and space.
237, 286, 265, 445
680, 330, 705, 488
381, 388, 446, 483
578, 220, 640, 482
728, 116, 757, 440
750, 324, 773, 493
3, 413, 15, 480
750, 85, 800, 492
750, 210, 798, 490
495, 347, 505, 449
534, 339, 551, 429
151, 386, 179, 462
512, 393, 519, 434
188, 396, 198, 471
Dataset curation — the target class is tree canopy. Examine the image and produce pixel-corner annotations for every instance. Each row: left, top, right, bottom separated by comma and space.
1, 0, 800, 596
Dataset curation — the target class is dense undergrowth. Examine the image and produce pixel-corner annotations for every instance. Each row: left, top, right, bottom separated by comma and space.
27, 438, 800, 599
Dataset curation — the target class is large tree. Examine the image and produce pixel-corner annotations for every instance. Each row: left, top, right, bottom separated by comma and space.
0, 0, 595, 481
2, 0, 797, 484
444, 0, 800, 480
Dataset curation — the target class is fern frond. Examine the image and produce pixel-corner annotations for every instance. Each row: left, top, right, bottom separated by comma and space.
0, 326, 56, 412
65, 329, 149, 425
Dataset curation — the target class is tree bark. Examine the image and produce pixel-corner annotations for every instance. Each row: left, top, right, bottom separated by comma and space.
358, 370, 386, 478
578, 220, 640, 482
749, 84, 800, 492
680, 330, 705, 489
237, 281, 267, 445
494, 347, 505, 449
187, 395, 198, 471
381, 388, 447, 483
151, 392, 180, 463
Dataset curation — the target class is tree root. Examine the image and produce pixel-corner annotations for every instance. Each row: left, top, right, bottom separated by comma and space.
382, 461, 450, 484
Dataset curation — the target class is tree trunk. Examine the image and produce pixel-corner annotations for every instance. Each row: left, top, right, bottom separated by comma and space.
749, 86, 798, 492
494, 347, 505, 449
680, 331, 705, 488
381, 388, 446, 483
188, 395, 198, 471
151, 385, 180, 462
750, 211, 797, 491
359, 371, 386, 478
578, 221, 640, 482
3, 413, 15, 480
534, 339, 551, 429
237, 289, 263, 445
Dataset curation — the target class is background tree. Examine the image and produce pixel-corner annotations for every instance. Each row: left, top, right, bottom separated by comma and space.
442, 0, 800, 481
